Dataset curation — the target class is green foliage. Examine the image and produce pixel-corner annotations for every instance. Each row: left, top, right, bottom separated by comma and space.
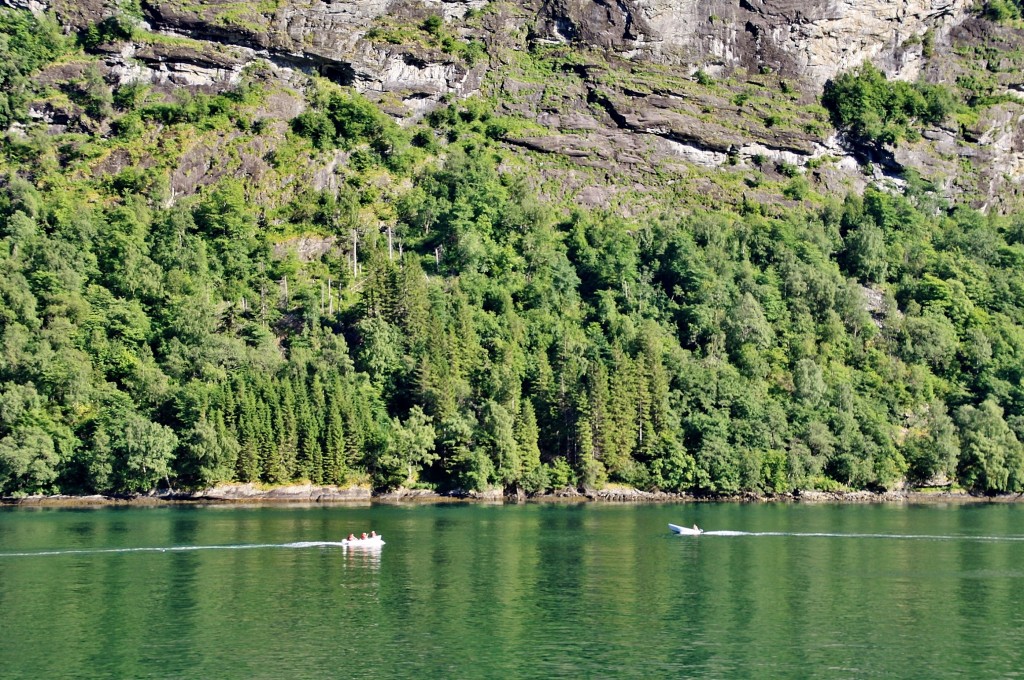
546, 457, 576, 489
782, 176, 810, 201
134, 88, 259, 130
776, 162, 799, 178
5, 45, 1024, 501
0, 10, 67, 73
365, 14, 485, 65
982, 0, 1024, 21
79, 15, 136, 50
291, 111, 335, 149
377, 406, 436, 489
904, 402, 959, 485
80, 64, 114, 120
956, 399, 1024, 493
291, 85, 414, 171
108, 409, 179, 493
822, 62, 956, 146
0, 10, 70, 129
113, 82, 149, 112
421, 15, 443, 35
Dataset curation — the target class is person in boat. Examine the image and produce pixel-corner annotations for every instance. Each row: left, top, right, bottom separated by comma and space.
360, 533, 368, 540
347, 533, 356, 541
370, 531, 377, 538
693, 524, 701, 533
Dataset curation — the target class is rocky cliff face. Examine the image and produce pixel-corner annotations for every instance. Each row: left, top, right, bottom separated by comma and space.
31, 0, 972, 90
29, 0, 481, 107
539, 0, 970, 85
6, 0, 1023, 210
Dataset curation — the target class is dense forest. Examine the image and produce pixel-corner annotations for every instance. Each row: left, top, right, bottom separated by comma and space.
2, 8, 1024, 498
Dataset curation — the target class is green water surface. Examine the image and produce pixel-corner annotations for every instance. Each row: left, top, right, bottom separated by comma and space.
1, 502, 1022, 678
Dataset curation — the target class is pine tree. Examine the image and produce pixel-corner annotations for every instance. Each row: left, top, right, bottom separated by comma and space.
516, 400, 544, 492
309, 371, 327, 483
277, 377, 298, 479
587, 359, 618, 474
339, 380, 364, 470
323, 375, 347, 485
213, 409, 241, 481
607, 347, 637, 471
395, 256, 431, 357
482, 400, 520, 488
235, 382, 260, 482
259, 381, 286, 483
293, 372, 317, 482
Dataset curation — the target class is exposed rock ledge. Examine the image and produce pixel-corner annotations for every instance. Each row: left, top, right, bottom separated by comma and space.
0, 483, 374, 505
192, 482, 372, 502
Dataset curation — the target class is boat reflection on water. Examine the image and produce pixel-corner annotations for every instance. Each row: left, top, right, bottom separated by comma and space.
342, 544, 382, 565
341, 535, 384, 570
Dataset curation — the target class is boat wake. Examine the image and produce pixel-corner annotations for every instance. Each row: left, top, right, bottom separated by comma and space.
699, 531, 1024, 542
0, 541, 351, 558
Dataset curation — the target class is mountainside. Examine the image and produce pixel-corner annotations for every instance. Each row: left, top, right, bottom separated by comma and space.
6, 0, 1022, 211
2, 2, 1024, 498
43, 0, 974, 85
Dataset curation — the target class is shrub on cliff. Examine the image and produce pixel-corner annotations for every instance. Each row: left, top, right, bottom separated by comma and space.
822, 62, 955, 146
291, 85, 414, 170
982, 0, 1023, 21
0, 9, 70, 129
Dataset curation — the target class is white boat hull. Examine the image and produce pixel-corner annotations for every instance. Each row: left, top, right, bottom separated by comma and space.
669, 523, 703, 536
342, 536, 384, 548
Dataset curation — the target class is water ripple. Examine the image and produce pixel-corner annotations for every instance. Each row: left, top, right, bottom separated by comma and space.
0, 541, 353, 558
698, 530, 1024, 541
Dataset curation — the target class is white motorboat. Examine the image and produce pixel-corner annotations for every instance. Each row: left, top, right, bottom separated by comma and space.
342, 534, 384, 548
669, 523, 703, 536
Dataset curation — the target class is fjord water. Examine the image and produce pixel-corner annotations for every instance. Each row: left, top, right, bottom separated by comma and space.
2, 503, 1023, 678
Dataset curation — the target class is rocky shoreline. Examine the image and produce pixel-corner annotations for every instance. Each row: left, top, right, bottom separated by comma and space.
2, 483, 1020, 507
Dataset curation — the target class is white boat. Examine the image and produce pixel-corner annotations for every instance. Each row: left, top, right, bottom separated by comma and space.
342, 534, 384, 548
669, 523, 703, 536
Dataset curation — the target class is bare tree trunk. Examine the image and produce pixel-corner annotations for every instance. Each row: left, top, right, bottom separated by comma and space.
352, 229, 359, 279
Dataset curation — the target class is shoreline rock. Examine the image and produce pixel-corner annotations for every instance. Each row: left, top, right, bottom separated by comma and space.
192, 482, 373, 502
3, 485, 1019, 508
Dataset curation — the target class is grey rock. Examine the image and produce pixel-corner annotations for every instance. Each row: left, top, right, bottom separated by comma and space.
15, 0, 1014, 209
48, 0, 973, 92
196, 482, 373, 501
0, 0, 48, 13
272, 235, 338, 262
534, 0, 971, 86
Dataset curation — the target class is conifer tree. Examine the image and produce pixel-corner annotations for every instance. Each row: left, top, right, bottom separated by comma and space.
515, 400, 544, 492
235, 384, 260, 482
323, 375, 347, 485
